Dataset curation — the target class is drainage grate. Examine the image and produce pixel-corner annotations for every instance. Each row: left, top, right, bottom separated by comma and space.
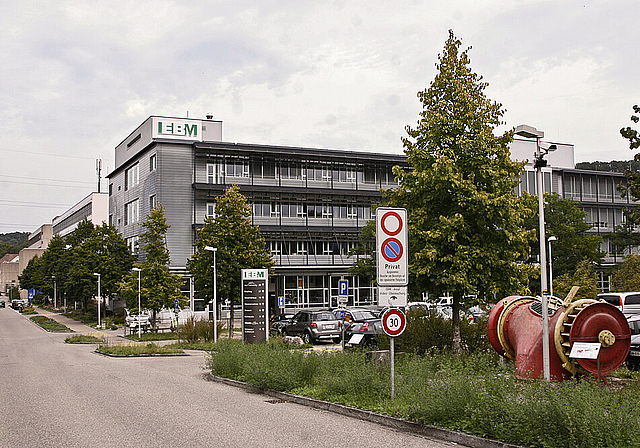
265, 399, 288, 404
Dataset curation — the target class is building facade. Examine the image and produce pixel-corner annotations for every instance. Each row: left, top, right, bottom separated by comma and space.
107, 116, 407, 311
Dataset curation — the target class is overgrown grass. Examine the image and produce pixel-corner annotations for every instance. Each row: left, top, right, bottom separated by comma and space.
96, 343, 184, 356
30, 315, 73, 332
20, 306, 37, 315
65, 335, 104, 343
209, 340, 640, 448
127, 331, 179, 341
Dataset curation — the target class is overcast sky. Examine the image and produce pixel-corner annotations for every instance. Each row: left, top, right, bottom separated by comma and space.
1, 0, 639, 234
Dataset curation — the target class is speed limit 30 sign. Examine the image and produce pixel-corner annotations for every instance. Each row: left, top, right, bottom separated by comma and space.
376, 208, 408, 286
381, 308, 407, 337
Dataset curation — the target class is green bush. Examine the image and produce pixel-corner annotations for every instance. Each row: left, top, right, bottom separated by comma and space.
179, 316, 225, 342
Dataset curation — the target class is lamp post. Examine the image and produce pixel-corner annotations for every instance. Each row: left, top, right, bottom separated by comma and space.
93, 273, 101, 328
132, 268, 142, 338
52, 275, 57, 309
515, 124, 557, 382
204, 246, 218, 343
548, 236, 557, 297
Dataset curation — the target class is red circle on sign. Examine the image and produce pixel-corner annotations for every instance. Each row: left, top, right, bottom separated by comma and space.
381, 237, 403, 263
381, 308, 406, 337
381, 211, 403, 236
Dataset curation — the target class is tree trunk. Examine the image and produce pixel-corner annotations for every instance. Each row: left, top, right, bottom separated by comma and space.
451, 292, 462, 356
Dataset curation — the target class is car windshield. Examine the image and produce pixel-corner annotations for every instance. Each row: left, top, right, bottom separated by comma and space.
351, 310, 377, 320
313, 312, 335, 321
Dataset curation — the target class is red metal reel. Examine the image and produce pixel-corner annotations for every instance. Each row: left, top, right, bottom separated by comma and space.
569, 303, 631, 376
487, 296, 519, 355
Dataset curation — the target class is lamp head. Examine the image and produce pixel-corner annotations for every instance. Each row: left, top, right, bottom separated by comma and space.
548, 236, 557, 242
204, 246, 217, 252
93, 273, 100, 277
132, 267, 141, 272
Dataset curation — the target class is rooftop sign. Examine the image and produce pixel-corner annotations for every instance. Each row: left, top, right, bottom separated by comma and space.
151, 117, 202, 141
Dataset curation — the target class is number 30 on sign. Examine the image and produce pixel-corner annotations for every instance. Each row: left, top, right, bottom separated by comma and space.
381, 308, 407, 337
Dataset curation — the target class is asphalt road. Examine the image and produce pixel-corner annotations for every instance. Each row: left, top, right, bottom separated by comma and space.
0, 307, 458, 448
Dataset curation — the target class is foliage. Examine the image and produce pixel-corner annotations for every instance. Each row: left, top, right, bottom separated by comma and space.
118, 205, 184, 327
347, 219, 377, 278
620, 105, 640, 224
178, 316, 223, 342
376, 308, 490, 354
553, 259, 599, 300
187, 185, 274, 333
18, 221, 133, 312
20, 305, 36, 314
0, 232, 28, 258
96, 343, 183, 356
385, 30, 535, 352
575, 160, 640, 173
610, 254, 640, 291
29, 315, 73, 332
209, 343, 640, 447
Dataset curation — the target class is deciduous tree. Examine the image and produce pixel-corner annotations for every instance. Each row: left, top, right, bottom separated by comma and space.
386, 30, 536, 354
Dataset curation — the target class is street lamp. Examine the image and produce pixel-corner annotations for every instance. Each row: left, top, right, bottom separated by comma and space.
93, 273, 101, 328
204, 246, 218, 343
515, 124, 557, 382
132, 268, 142, 338
548, 236, 557, 296
52, 275, 57, 309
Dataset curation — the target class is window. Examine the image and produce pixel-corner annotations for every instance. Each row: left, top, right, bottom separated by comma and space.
206, 202, 216, 220
124, 199, 139, 225
149, 195, 157, 210
207, 163, 222, 184
109, 183, 113, 196
126, 236, 140, 255
149, 154, 157, 172
225, 159, 249, 178
125, 163, 139, 191
109, 214, 113, 226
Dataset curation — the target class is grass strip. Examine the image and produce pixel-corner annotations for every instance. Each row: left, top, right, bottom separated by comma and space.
97, 343, 184, 356
126, 332, 178, 341
30, 315, 73, 332
208, 339, 640, 448
65, 335, 104, 343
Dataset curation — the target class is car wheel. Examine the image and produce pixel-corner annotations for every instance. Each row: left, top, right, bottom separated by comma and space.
303, 332, 313, 345
333, 337, 341, 344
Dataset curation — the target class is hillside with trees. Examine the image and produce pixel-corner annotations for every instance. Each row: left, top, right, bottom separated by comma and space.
0, 232, 29, 258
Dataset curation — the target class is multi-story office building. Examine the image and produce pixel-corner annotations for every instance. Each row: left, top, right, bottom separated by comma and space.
511, 138, 633, 291
107, 116, 407, 311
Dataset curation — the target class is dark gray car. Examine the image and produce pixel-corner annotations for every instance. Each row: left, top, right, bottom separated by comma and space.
281, 310, 341, 344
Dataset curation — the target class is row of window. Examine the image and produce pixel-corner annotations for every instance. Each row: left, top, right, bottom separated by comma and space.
205, 202, 375, 220
205, 162, 397, 184
118, 154, 157, 194
267, 240, 358, 256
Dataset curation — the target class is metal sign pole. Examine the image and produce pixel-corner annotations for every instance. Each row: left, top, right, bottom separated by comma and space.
390, 337, 395, 400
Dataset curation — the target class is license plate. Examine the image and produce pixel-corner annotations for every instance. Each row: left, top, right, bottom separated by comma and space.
323, 323, 336, 330
630, 350, 640, 357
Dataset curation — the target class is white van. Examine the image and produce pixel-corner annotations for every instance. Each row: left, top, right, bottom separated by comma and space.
598, 292, 640, 315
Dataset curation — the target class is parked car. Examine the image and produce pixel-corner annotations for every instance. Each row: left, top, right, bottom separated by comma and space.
0, 300, 5, 308
281, 309, 341, 344
338, 308, 383, 348
270, 312, 295, 335
626, 315, 640, 370
598, 292, 640, 316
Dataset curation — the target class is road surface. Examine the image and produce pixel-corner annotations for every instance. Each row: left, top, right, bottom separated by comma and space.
0, 307, 460, 447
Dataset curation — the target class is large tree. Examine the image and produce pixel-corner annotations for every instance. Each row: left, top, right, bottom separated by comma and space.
610, 254, 640, 291
620, 105, 640, 223
187, 185, 274, 337
552, 259, 599, 302
118, 205, 183, 331
385, 30, 536, 354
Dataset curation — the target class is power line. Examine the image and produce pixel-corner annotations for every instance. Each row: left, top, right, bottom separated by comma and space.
0, 146, 98, 160
1, 174, 94, 186
0, 178, 93, 189
0, 201, 71, 209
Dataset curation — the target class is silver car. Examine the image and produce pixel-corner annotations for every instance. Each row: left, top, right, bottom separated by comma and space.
281, 310, 341, 344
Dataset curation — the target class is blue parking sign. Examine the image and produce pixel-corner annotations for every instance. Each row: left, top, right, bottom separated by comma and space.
278, 296, 285, 307
339, 280, 348, 296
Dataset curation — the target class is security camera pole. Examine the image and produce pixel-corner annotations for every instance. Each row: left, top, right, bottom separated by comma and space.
515, 125, 557, 382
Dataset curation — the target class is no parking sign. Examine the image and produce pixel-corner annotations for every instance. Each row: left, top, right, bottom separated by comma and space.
376, 208, 408, 286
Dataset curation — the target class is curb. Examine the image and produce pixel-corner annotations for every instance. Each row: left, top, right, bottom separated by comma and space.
204, 373, 527, 448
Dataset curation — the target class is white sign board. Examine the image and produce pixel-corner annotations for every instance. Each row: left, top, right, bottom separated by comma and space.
376, 208, 408, 286
569, 342, 601, 360
151, 117, 203, 141
378, 286, 408, 307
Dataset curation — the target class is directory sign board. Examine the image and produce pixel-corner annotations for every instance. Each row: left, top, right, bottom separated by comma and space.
376, 208, 408, 286
241, 269, 269, 343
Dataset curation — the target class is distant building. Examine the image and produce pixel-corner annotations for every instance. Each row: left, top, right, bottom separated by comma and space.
0, 253, 19, 295
52, 192, 108, 237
